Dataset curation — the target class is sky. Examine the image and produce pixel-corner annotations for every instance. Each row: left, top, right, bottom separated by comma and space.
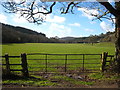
0, 0, 115, 38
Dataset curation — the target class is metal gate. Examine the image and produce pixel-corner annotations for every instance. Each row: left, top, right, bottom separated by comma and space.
27, 53, 102, 75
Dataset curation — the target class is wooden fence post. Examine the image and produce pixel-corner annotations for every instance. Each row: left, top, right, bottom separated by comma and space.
101, 52, 108, 72
21, 53, 29, 77
65, 54, 67, 72
5, 53, 10, 74
82, 54, 85, 72
45, 54, 47, 73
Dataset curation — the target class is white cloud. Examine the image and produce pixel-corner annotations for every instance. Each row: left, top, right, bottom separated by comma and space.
69, 23, 81, 27
84, 28, 94, 32
100, 21, 114, 32
46, 14, 66, 23
13, 0, 33, 3
46, 23, 72, 38
13, 0, 21, 3
13, 14, 27, 23
85, 0, 97, 2
108, 0, 115, 2
90, 21, 96, 24
78, 8, 99, 20
0, 14, 7, 24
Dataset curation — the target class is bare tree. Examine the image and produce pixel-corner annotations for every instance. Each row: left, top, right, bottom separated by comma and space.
2, 0, 120, 73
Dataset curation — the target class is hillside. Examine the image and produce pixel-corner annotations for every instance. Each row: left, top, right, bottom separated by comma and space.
2, 23, 50, 43
2, 23, 115, 43
60, 32, 115, 43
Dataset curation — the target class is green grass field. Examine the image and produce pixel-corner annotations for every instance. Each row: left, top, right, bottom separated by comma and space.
2, 42, 115, 55
2, 42, 115, 74
2, 42, 117, 87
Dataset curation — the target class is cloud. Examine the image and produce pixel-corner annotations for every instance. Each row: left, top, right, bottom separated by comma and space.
90, 21, 96, 24
69, 23, 81, 27
100, 21, 114, 32
108, 0, 115, 2
84, 28, 94, 32
78, 8, 99, 20
46, 23, 72, 38
13, 0, 22, 3
46, 14, 66, 23
13, 14, 27, 23
0, 14, 7, 24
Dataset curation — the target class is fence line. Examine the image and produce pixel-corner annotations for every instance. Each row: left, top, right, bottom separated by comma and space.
1, 52, 114, 77
27, 53, 103, 74
21, 53, 29, 77
5, 54, 10, 74
2, 53, 29, 77
101, 52, 114, 72
27, 53, 102, 55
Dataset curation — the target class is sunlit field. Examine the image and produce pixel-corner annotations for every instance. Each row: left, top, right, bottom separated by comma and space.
2, 42, 115, 73
2, 42, 115, 55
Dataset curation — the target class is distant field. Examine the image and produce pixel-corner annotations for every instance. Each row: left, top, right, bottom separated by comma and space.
2, 42, 115, 73
2, 42, 115, 55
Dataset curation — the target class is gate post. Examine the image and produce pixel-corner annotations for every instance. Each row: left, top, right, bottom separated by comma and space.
5, 53, 10, 74
101, 52, 108, 72
82, 54, 85, 72
65, 54, 67, 72
45, 54, 47, 73
21, 53, 29, 77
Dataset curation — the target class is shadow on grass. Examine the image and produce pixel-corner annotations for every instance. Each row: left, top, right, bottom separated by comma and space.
2, 71, 57, 87
2, 72, 41, 81
2, 43, 26, 46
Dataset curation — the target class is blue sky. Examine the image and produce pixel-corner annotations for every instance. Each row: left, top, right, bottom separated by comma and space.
0, 1, 115, 38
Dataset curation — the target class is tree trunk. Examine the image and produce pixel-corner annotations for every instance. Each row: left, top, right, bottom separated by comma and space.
115, 2, 120, 74
115, 16, 120, 74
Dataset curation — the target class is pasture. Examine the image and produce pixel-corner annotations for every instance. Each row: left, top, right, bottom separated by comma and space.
2, 42, 115, 74
2, 42, 118, 88
2, 42, 115, 55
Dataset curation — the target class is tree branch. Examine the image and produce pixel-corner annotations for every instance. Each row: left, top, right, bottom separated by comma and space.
62, 2, 74, 14
61, 2, 81, 14
97, 1, 118, 17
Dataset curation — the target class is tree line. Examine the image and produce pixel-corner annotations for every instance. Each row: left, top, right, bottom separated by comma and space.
60, 32, 115, 43
2, 23, 64, 43
2, 23, 115, 44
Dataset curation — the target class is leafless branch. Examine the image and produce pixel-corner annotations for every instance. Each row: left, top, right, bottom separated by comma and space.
60, 2, 81, 14
97, 1, 118, 17
2, 1, 56, 24
2, 0, 117, 25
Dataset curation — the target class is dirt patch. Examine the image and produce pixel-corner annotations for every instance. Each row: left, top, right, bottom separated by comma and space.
2, 72, 119, 88
89, 80, 118, 88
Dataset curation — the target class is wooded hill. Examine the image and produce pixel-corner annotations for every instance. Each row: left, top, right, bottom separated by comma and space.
2, 23, 115, 43
60, 32, 115, 43
2, 23, 59, 43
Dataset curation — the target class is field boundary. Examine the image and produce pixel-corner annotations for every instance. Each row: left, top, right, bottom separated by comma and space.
1, 52, 114, 77
27, 53, 102, 73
